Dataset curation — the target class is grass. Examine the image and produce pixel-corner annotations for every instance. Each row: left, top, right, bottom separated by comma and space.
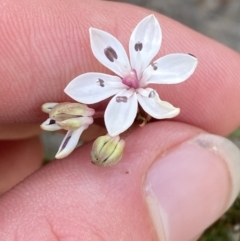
199, 197, 240, 241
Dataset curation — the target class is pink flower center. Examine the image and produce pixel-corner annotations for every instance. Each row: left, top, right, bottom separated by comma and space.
122, 69, 140, 89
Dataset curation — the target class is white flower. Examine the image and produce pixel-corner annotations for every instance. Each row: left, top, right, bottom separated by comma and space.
41, 102, 94, 159
64, 15, 198, 136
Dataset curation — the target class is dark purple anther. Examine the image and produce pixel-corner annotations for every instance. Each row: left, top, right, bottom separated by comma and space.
49, 119, 56, 125
104, 47, 118, 62
97, 78, 105, 87
188, 53, 196, 58
61, 136, 71, 151
116, 96, 128, 103
134, 42, 143, 51
148, 90, 155, 98
151, 63, 158, 71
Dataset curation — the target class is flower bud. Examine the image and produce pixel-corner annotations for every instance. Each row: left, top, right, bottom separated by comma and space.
41, 102, 95, 132
49, 102, 95, 121
91, 135, 125, 166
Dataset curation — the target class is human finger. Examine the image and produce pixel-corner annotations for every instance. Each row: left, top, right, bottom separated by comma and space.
0, 136, 43, 194
0, 121, 239, 241
0, 0, 240, 135
0, 124, 41, 140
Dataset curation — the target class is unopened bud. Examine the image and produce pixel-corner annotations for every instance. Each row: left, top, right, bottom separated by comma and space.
56, 117, 93, 131
91, 135, 125, 166
49, 102, 95, 121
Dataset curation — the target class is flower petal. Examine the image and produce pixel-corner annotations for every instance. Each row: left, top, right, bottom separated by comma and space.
64, 73, 126, 104
141, 53, 198, 85
105, 89, 138, 136
129, 15, 162, 77
41, 102, 58, 113
40, 118, 62, 131
90, 28, 131, 77
55, 126, 86, 159
137, 88, 180, 119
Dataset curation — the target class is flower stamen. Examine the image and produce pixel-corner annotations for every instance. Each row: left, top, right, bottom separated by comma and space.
188, 53, 196, 58
134, 41, 143, 51
49, 119, 56, 125
116, 96, 128, 103
148, 90, 156, 98
151, 63, 158, 71
61, 136, 71, 151
96, 78, 105, 87
104, 46, 118, 62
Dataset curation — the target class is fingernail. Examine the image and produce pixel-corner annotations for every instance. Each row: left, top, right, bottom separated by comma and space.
145, 133, 240, 241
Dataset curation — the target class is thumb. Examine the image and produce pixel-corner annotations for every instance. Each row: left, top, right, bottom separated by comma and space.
0, 122, 239, 241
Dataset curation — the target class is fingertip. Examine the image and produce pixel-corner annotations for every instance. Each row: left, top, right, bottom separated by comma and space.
145, 133, 240, 241
1, 122, 239, 241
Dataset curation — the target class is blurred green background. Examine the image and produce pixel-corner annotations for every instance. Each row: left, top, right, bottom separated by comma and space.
108, 0, 240, 240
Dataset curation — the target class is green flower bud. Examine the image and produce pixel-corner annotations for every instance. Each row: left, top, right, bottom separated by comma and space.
91, 135, 125, 166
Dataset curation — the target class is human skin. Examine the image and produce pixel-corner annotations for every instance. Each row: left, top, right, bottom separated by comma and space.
0, 0, 240, 240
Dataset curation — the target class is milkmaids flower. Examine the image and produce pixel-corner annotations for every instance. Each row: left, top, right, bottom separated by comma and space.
41, 102, 94, 159
65, 15, 198, 136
